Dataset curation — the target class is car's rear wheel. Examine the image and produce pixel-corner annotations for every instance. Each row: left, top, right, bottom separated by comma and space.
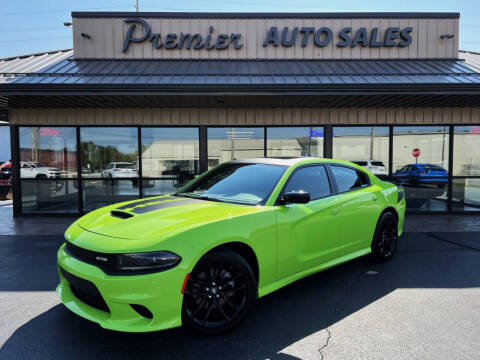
182, 250, 256, 334
371, 212, 398, 262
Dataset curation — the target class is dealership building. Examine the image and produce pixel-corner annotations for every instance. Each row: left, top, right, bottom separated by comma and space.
1, 11, 480, 216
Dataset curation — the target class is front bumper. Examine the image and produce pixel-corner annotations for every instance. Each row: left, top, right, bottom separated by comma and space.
57, 243, 185, 332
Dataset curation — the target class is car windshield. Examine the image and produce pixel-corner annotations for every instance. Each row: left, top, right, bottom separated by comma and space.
353, 161, 367, 166
116, 163, 136, 169
371, 162, 385, 167
177, 162, 287, 205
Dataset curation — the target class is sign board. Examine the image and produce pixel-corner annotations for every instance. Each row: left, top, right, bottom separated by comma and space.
412, 148, 421, 158
72, 13, 460, 60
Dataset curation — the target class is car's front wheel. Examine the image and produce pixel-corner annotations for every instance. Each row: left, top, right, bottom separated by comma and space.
371, 212, 398, 262
182, 250, 256, 334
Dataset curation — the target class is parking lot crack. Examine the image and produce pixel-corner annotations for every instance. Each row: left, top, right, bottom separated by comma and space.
318, 270, 362, 359
318, 327, 331, 360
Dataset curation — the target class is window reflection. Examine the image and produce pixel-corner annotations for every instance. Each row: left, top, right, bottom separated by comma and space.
267, 127, 323, 158
141, 128, 199, 191
21, 179, 79, 214
82, 180, 139, 212
19, 127, 77, 178
208, 128, 264, 168
80, 128, 138, 179
453, 126, 480, 176
392, 126, 449, 211
333, 127, 389, 176
452, 178, 480, 211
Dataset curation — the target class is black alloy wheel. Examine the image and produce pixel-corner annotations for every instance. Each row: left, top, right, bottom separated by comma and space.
182, 250, 256, 334
371, 212, 399, 262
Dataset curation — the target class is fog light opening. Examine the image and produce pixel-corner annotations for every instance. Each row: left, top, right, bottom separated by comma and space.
130, 304, 153, 319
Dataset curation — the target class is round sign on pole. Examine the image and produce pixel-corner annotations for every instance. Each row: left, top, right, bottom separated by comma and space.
412, 148, 420, 158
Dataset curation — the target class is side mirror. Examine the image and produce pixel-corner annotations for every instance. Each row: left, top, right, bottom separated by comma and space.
283, 191, 310, 204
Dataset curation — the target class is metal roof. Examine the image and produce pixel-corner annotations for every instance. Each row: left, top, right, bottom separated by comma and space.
1, 51, 480, 88
1, 49, 480, 109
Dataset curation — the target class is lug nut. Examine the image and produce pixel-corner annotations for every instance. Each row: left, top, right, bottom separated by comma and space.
216, 294, 220, 298
206, 287, 209, 291
212, 282, 216, 286
208, 295, 212, 299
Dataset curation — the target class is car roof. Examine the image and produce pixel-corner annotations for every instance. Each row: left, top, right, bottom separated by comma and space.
229, 157, 316, 166
228, 157, 358, 167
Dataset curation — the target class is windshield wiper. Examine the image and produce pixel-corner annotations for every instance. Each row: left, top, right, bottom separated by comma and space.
175, 193, 226, 203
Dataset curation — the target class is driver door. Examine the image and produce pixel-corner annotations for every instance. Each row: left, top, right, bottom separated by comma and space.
275, 165, 343, 280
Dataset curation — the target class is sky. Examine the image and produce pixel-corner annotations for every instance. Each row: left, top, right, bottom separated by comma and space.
0, 0, 479, 58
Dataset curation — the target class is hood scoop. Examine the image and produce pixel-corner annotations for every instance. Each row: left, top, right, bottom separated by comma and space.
110, 210, 134, 219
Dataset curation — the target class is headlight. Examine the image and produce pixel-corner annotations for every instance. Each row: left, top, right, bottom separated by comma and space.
116, 251, 181, 272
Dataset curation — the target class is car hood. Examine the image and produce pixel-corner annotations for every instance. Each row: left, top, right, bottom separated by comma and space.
75, 195, 261, 241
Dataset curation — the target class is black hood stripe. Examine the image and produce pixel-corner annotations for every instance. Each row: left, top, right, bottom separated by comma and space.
130, 198, 204, 214
116, 196, 177, 210
116, 196, 204, 214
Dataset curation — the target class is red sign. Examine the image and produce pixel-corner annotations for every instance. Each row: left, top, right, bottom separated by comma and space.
471, 127, 480, 135
412, 148, 421, 158
38, 128, 60, 137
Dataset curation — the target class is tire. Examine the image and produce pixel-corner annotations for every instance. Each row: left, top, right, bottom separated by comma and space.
370, 212, 399, 262
36, 174, 47, 180
182, 250, 256, 334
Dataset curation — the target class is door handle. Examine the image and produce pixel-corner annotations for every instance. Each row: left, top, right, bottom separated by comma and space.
331, 207, 340, 215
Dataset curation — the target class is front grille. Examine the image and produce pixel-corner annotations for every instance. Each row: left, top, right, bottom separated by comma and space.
60, 267, 110, 313
65, 241, 117, 273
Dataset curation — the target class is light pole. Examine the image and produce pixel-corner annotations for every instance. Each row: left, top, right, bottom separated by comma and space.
135, 0, 139, 12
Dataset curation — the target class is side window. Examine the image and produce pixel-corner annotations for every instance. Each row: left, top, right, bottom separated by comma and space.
331, 165, 370, 193
284, 165, 331, 200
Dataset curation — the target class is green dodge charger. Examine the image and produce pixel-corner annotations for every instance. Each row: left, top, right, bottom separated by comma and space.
57, 157, 405, 334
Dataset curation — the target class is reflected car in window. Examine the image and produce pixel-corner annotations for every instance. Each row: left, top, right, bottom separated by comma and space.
392, 163, 448, 188
352, 160, 388, 176
101, 162, 138, 180
57, 158, 405, 335
20, 161, 61, 179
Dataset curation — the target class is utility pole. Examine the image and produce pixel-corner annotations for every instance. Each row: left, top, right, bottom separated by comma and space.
135, 0, 139, 12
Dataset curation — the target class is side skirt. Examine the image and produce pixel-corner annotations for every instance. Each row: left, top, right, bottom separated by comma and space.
258, 247, 371, 298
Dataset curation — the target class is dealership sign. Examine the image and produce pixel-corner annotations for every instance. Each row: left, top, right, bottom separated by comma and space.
122, 18, 413, 52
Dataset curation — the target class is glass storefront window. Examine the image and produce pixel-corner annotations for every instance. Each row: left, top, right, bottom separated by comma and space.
21, 179, 79, 214
393, 126, 449, 211
451, 178, 480, 212
80, 127, 139, 179
142, 179, 178, 197
333, 126, 389, 176
19, 127, 77, 178
141, 128, 199, 191
207, 127, 264, 168
453, 126, 480, 176
82, 180, 139, 212
267, 127, 323, 158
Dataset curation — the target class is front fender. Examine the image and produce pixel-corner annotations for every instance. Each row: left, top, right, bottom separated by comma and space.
174, 209, 277, 290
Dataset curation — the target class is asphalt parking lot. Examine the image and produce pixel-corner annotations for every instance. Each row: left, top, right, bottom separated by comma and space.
0, 229, 479, 360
